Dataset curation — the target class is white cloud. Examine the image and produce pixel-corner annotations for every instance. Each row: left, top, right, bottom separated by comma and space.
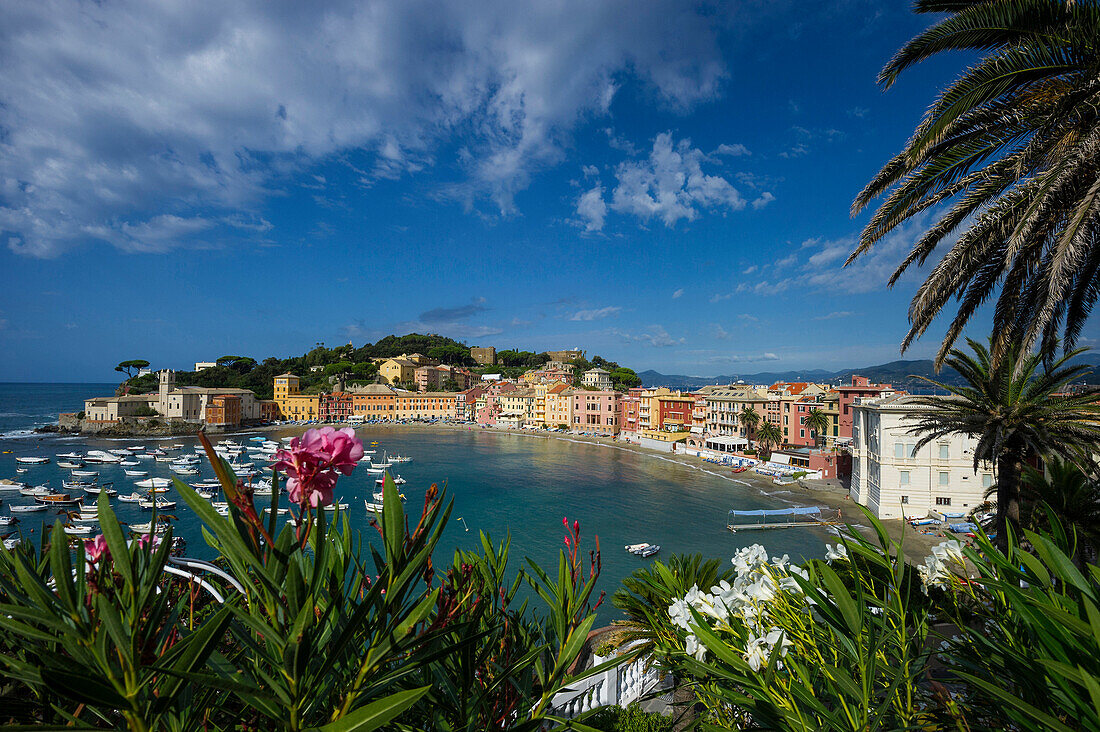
742, 264, 758, 275
610, 324, 683, 347
570, 305, 621, 321
710, 292, 734, 304
813, 310, 853, 321
710, 352, 781, 363
711, 323, 731, 339
610, 132, 745, 227
672, 288, 684, 299
751, 191, 775, 210
0, 0, 729, 256
714, 143, 750, 157
575, 185, 608, 232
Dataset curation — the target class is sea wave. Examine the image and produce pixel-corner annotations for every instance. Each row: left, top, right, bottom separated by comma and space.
0, 429, 35, 440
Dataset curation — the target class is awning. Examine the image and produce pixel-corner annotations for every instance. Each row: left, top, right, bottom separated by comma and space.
705, 435, 747, 447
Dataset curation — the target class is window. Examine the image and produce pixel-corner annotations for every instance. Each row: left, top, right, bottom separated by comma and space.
800, 429, 805, 438
939, 472, 949, 486
895, 442, 905, 459
901, 495, 909, 504
899, 470, 909, 486
938, 444, 950, 460
982, 474, 993, 489
936, 497, 952, 506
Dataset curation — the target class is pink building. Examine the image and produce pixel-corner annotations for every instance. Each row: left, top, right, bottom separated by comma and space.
782, 396, 824, 448
572, 390, 621, 435
836, 375, 898, 442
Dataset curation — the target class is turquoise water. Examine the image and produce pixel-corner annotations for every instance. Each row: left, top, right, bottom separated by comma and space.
0, 384, 830, 622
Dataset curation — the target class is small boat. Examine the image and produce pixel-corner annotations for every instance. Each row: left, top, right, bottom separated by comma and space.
366, 467, 385, 475
62, 525, 94, 536
0, 515, 17, 526
84, 451, 121, 464
20, 485, 51, 496
625, 543, 650, 554
119, 460, 140, 467
15, 457, 49, 465
57, 461, 84, 469
262, 507, 291, 516
108, 449, 133, 457
10, 504, 48, 513
139, 497, 176, 511
117, 492, 144, 503
126, 445, 144, 452
35, 493, 83, 507
638, 545, 660, 558
732, 467, 749, 474
154, 455, 175, 463
172, 444, 186, 450
128, 522, 170, 534
171, 466, 200, 476
124, 469, 148, 477
135, 478, 172, 489
392, 475, 406, 485
56, 452, 83, 460
135, 453, 155, 460
3, 537, 20, 549
196, 490, 216, 500
364, 499, 385, 513
390, 455, 412, 463
82, 485, 117, 497
71, 470, 99, 478
0, 480, 26, 491
62, 480, 96, 490
15, 468, 28, 474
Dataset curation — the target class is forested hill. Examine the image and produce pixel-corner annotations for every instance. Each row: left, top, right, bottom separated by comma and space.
115, 334, 643, 399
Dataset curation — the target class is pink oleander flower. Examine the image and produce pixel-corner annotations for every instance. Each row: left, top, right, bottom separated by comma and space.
84, 535, 109, 566
138, 533, 161, 549
273, 427, 364, 508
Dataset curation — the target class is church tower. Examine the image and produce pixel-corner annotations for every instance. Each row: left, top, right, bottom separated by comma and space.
158, 369, 175, 415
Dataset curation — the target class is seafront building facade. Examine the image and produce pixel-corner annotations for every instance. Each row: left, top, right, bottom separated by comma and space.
850, 394, 992, 520
84, 370, 276, 428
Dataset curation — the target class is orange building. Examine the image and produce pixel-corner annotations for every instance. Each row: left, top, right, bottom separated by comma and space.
351, 384, 398, 420
205, 394, 242, 426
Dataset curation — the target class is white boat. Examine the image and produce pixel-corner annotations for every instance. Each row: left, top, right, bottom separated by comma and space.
128, 522, 169, 534
638, 545, 660, 557
625, 543, 651, 554
126, 445, 144, 452
62, 525, 94, 536
135, 477, 172, 489
20, 485, 51, 496
119, 460, 140, 467
70, 513, 100, 524
392, 475, 406, 485
154, 455, 175, 463
15, 457, 49, 465
366, 467, 385, 474
10, 504, 48, 513
3, 537, 20, 549
57, 461, 84, 469
117, 492, 144, 503
15, 468, 27, 474
56, 452, 84, 460
62, 480, 96, 490
0, 480, 26, 491
124, 469, 148, 477
71, 470, 99, 478
139, 497, 176, 511
262, 507, 291, 516
390, 455, 412, 463
171, 444, 186, 450
171, 466, 200, 476
0, 515, 17, 526
364, 499, 385, 513
85, 451, 121, 464
135, 453, 155, 460
211, 501, 228, 509
107, 449, 133, 457
82, 485, 117, 497
196, 490, 215, 500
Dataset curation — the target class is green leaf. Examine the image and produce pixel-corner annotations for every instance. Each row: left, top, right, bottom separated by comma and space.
311, 686, 430, 732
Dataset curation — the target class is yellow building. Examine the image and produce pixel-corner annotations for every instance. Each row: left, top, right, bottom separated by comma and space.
545, 384, 574, 428
379, 358, 418, 386
274, 373, 301, 418
393, 392, 458, 420
351, 384, 398, 420
282, 394, 320, 421
499, 388, 538, 426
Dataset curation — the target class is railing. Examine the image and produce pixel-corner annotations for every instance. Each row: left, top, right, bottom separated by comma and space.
546, 642, 668, 720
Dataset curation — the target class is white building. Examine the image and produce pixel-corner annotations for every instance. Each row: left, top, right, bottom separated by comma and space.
851, 394, 994, 520
195, 362, 217, 372
582, 368, 612, 390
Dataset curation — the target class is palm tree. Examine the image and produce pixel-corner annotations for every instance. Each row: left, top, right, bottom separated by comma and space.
805, 407, 830, 449
1020, 457, 1100, 567
906, 338, 1100, 550
756, 422, 782, 458
852, 1, 1100, 365
738, 405, 760, 443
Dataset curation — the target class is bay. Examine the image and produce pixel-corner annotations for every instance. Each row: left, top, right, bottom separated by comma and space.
0, 384, 830, 622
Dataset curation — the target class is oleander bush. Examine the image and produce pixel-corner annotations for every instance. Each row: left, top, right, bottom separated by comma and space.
0, 429, 612, 731
621, 505, 1100, 731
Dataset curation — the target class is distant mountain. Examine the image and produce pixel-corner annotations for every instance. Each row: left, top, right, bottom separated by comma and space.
639, 354, 1100, 390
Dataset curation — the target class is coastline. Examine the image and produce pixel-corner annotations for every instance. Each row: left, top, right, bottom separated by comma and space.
301, 421, 951, 565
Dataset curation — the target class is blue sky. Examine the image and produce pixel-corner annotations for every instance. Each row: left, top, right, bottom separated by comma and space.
2, 1, 1096, 382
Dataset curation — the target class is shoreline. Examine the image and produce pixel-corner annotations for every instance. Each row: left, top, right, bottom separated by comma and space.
30, 417, 949, 564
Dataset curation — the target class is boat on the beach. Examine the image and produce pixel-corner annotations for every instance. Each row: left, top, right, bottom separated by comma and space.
15, 457, 49, 465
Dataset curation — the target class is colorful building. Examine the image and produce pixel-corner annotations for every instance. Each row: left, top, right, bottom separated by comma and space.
836, 375, 899, 444
205, 394, 242, 426
393, 392, 458, 421
379, 358, 418, 386
572, 390, 621, 435
582, 368, 612, 390
545, 384, 574, 428
351, 384, 397, 420
320, 392, 354, 422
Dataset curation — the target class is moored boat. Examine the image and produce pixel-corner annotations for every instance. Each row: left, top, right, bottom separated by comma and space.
10, 504, 48, 513
15, 457, 49, 465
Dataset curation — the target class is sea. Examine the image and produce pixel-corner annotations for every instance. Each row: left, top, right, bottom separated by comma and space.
0, 382, 830, 622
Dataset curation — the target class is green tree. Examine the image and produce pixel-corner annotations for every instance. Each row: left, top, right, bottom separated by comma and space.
907, 338, 1100, 550
610, 367, 642, 390
853, 0, 1100, 364
739, 406, 761, 443
756, 422, 782, 457
1020, 457, 1100, 569
115, 359, 150, 379
805, 407, 829, 449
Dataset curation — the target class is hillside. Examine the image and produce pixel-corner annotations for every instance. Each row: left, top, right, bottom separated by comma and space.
639, 353, 1100, 390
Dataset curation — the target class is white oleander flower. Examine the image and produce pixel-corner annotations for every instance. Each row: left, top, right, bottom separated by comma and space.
743, 628, 792, 672
770, 553, 791, 571
744, 573, 777, 604
918, 555, 951, 593
731, 544, 769, 576
931, 540, 966, 566
825, 543, 849, 563
668, 598, 692, 631
685, 633, 707, 662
